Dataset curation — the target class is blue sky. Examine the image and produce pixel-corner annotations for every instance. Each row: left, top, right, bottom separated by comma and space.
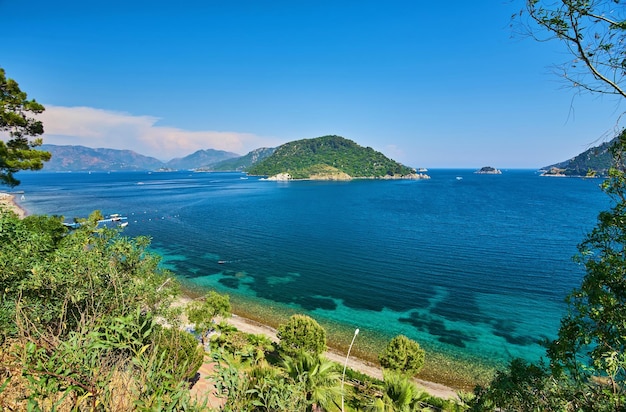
2, 1, 623, 168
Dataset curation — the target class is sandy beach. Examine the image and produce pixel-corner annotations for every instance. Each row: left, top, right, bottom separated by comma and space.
0, 192, 26, 218
175, 296, 459, 401
227, 313, 459, 400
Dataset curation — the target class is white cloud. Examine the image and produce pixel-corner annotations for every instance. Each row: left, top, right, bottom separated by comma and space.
37, 106, 280, 160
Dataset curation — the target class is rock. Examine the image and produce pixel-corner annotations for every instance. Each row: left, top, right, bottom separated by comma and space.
475, 166, 502, 174
265, 173, 292, 181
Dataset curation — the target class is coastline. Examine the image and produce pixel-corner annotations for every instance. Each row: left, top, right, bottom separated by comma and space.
177, 293, 460, 400
0, 192, 26, 218
3, 196, 468, 400
228, 313, 460, 400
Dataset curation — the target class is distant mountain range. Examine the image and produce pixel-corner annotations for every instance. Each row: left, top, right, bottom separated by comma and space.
541, 138, 615, 177
39, 144, 266, 172
39, 135, 618, 176
38, 137, 414, 178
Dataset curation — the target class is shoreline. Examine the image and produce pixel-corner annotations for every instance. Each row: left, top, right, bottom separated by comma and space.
4, 199, 469, 399
227, 313, 460, 400
0, 192, 27, 218
177, 293, 460, 400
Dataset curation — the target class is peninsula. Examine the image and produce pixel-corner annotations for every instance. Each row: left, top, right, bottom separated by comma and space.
247, 135, 428, 180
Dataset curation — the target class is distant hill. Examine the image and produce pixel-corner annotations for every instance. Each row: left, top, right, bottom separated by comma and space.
542, 138, 615, 177
38, 138, 420, 177
40, 145, 165, 171
39, 144, 275, 172
206, 147, 276, 171
246, 135, 419, 180
166, 149, 240, 170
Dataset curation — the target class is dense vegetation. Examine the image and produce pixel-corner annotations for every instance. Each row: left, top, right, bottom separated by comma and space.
0, 211, 208, 410
247, 135, 415, 179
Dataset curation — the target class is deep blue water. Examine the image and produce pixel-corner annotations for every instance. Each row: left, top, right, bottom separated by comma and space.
14, 169, 610, 367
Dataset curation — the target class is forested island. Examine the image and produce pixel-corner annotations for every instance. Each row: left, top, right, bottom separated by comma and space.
247, 135, 428, 180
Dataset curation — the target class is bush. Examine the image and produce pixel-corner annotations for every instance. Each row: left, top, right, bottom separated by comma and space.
151, 326, 204, 381
277, 314, 326, 357
378, 335, 425, 376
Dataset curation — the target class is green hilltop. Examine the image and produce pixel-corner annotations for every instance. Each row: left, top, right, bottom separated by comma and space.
246, 135, 418, 179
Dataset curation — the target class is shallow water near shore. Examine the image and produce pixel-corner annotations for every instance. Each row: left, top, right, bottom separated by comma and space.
16, 169, 610, 387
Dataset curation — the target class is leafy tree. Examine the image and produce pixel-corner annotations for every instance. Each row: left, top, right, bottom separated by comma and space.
472, 132, 626, 411
0, 67, 51, 187
470, 359, 563, 411
515, 0, 626, 99
185, 290, 231, 345
378, 335, 425, 377
277, 314, 327, 357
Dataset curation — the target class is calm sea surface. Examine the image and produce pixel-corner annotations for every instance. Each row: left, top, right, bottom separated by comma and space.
14, 169, 611, 374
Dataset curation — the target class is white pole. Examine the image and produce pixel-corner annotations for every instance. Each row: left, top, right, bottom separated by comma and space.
341, 328, 359, 412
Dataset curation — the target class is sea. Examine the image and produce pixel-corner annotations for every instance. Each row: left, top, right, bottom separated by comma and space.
13, 169, 611, 384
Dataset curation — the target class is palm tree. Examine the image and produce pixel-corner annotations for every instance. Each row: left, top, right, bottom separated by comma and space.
246, 333, 275, 366
367, 371, 429, 412
282, 351, 343, 411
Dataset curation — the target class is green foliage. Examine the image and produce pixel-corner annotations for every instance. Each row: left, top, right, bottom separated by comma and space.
545, 131, 626, 409
378, 335, 426, 377
470, 359, 562, 411
367, 370, 430, 412
209, 326, 462, 411
212, 350, 307, 411
12, 309, 205, 411
277, 314, 327, 357
247, 135, 415, 178
282, 351, 342, 411
0, 210, 178, 340
0, 208, 208, 410
151, 326, 205, 381
0, 67, 51, 187
186, 290, 231, 344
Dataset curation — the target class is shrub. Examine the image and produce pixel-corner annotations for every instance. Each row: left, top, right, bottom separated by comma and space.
277, 314, 326, 357
378, 335, 425, 376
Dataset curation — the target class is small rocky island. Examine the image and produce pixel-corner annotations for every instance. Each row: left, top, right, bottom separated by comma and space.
475, 166, 502, 174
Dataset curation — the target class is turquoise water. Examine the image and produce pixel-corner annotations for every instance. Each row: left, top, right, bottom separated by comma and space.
15, 169, 610, 371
